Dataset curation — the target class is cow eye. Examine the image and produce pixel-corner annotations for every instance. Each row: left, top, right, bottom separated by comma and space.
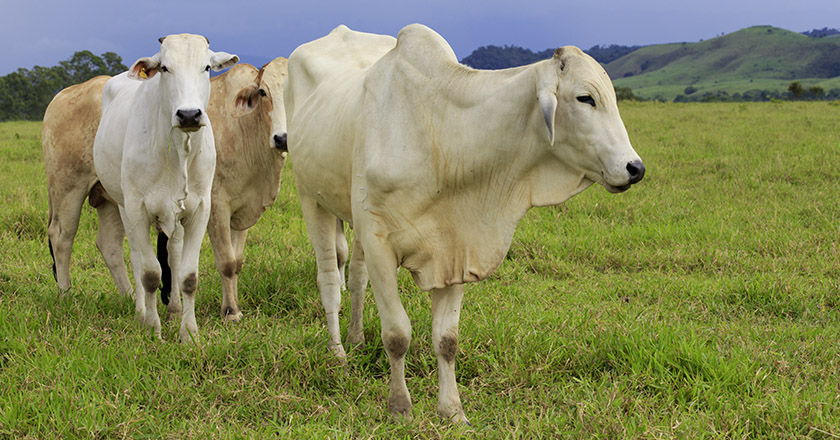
577, 95, 596, 107
258, 88, 267, 97
204, 65, 211, 72
160, 66, 169, 73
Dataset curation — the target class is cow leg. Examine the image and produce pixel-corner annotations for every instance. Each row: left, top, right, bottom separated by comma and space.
178, 206, 210, 344
432, 284, 467, 423
298, 194, 345, 358
94, 200, 132, 297
164, 226, 184, 321
345, 234, 368, 348
122, 207, 162, 339
366, 244, 412, 418
46, 185, 88, 294
208, 209, 244, 322
227, 228, 249, 320
335, 219, 348, 291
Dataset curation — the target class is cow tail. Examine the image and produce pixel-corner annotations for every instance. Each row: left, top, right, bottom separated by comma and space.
157, 232, 171, 305
47, 200, 57, 281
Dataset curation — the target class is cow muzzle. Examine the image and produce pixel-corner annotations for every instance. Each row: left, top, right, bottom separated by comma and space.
603, 160, 646, 193
626, 160, 645, 185
175, 108, 204, 132
273, 133, 288, 152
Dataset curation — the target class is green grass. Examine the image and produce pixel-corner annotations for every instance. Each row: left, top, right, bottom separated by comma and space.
2, 102, 840, 438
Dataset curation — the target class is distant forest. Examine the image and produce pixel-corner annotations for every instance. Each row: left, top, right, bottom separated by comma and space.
460, 44, 641, 69
0, 51, 126, 121
801, 27, 840, 38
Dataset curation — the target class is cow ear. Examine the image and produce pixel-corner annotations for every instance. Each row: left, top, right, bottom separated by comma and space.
128, 55, 161, 80
537, 89, 557, 144
210, 51, 239, 72
232, 86, 260, 118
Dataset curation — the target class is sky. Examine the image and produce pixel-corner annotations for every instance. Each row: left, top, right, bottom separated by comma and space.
2, 0, 839, 76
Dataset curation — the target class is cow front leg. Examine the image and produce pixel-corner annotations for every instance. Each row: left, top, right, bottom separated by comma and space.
123, 209, 161, 339
225, 228, 249, 321
178, 206, 210, 344
345, 234, 368, 348
432, 284, 467, 424
366, 246, 412, 418
209, 210, 244, 322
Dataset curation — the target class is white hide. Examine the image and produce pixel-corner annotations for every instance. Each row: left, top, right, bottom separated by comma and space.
93, 34, 238, 343
285, 24, 644, 422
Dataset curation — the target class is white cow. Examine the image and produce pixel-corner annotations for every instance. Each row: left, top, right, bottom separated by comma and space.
93, 34, 238, 343
43, 59, 292, 324
285, 24, 644, 422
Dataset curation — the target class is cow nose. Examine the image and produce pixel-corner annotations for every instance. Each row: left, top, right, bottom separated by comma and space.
176, 109, 202, 128
274, 133, 287, 151
626, 160, 645, 184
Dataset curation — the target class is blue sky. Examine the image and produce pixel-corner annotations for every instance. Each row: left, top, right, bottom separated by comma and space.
2, 0, 839, 75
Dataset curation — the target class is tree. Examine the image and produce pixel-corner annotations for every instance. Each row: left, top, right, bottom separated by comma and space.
0, 50, 127, 121
788, 81, 805, 100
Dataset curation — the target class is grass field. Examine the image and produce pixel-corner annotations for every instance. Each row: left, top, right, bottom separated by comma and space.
1, 101, 840, 438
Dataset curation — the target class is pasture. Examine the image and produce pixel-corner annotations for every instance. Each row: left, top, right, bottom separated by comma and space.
0, 101, 839, 438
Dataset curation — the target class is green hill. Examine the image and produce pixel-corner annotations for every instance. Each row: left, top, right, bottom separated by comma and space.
608, 26, 840, 101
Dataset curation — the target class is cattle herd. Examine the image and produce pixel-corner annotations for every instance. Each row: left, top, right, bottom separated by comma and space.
42, 24, 644, 423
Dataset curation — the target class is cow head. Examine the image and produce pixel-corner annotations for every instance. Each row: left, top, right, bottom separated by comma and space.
232, 57, 289, 153
128, 34, 239, 132
537, 46, 644, 193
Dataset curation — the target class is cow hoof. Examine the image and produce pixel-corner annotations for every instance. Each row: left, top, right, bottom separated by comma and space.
179, 326, 199, 345
166, 307, 183, 322
388, 392, 412, 420
329, 343, 347, 360
345, 332, 365, 349
223, 310, 243, 323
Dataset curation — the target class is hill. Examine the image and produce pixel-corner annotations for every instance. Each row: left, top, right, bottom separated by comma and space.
608, 26, 840, 101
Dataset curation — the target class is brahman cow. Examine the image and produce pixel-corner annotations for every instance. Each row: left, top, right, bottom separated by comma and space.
92, 34, 238, 343
43, 58, 292, 323
285, 24, 644, 422
43, 76, 133, 298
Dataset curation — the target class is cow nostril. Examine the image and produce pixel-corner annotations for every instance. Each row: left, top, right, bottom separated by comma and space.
626, 160, 645, 184
274, 133, 288, 152
176, 109, 202, 127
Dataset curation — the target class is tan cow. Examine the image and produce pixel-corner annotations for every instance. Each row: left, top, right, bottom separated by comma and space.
285, 24, 645, 422
43, 57, 290, 323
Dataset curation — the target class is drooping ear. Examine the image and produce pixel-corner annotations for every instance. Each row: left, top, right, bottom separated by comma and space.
537, 88, 557, 144
210, 51, 239, 72
232, 85, 261, 118
128, 55, 161, 80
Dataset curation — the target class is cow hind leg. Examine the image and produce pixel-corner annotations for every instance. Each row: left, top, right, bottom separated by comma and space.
298, 194, 347, 357
345, 234, 368, 348
46, 185, 89, 294
163, 226, 185, 322
335, 219, 348, 291
432, 284, 468, 424
94, 199, 132, 297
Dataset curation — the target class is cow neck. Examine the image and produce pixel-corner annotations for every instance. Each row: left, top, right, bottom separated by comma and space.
424, 60, 577, 213
163, 125, 194, 211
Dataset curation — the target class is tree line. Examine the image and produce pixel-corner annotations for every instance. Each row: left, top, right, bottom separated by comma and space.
0, 51, 126, 121
460, 43, 641, 70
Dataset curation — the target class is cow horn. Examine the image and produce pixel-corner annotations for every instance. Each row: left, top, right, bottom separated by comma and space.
158, 37, 166, 44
